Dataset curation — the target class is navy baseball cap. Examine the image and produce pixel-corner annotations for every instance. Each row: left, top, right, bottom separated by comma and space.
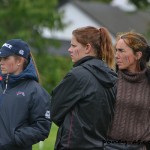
0, 39, 30, 59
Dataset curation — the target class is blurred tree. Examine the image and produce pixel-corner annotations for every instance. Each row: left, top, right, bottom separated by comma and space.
83, 0, 150, 40
81, 0, 150, 9
129, 0, 150, 9
0, 0, 70, 92
81, 0, 111, 3
35, 54, 72, 92
0, 0, 64, 53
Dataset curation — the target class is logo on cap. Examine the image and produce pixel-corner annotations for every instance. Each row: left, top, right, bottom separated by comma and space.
19, 50, 24, 56
2, 43, 12, 49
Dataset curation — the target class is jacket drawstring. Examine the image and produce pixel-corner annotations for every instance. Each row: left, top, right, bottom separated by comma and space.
3, 74, 9, 94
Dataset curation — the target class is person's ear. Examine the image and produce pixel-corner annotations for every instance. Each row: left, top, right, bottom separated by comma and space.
136, 51, 142, 60
85, 43, 92, 54
17, 57, 24, 66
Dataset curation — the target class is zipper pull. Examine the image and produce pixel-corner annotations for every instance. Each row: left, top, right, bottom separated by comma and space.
3, 74, 9, 94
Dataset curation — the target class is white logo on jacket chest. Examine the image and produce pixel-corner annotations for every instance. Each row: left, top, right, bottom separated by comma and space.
16, 91, 25, 96
45, 110, 50, 119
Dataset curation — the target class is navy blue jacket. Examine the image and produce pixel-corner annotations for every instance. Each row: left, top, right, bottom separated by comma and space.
0, 58, 51, 150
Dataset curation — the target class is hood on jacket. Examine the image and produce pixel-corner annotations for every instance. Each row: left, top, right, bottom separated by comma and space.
81, 57, 117, 88
0, 57, 38, 89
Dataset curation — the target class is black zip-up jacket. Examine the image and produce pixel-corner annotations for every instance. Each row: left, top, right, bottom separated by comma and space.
0, 58, 51, 150
51, 56, 117, 150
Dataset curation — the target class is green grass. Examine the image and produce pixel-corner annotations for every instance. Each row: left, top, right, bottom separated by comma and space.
33, 123, 58, 150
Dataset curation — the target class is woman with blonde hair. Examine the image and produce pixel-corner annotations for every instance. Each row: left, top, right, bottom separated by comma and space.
0, 39, 51, 150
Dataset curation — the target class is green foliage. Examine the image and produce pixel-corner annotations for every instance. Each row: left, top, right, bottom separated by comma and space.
81, 0, 111, 3
34, 53, 72, 92
0, 0, 64, 52
0, 0, 71, 91
82, 0, 150, 9
129, 0, 150, 9
33, 123, 58, 150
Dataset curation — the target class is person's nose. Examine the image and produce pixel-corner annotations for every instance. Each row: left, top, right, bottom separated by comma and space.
68, 47, 71, 52
115, 51, 119, 59
0, 58, 5, 65
0, 59, 3, 65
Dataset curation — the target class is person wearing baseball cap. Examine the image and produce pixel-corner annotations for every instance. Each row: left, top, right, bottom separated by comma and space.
0, 39, 30, 59
0, 39, 31, 75
0, 39, 51, 150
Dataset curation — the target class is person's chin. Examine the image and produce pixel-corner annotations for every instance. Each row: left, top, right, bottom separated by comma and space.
118, 65, 125, 70
71, 59, 76, 63
1, 71, 7, 74
118, 67, 126, 70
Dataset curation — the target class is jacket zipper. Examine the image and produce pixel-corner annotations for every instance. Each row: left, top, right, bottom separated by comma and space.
3, 74, 9, 94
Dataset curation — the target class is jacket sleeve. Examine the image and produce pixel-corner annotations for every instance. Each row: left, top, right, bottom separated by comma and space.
14, 86, 51, 147
51, 72, 82, 126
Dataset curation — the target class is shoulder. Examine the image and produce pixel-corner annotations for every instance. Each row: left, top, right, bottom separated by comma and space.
65, 66, 90, 86
146, 67, 150, 84
24, 79, 50, 97
70, 65, 87, 78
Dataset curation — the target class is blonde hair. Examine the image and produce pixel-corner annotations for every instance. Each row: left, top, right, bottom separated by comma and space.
15, 52, 40, 83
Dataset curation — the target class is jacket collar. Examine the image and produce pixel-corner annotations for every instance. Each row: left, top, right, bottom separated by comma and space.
73, 56, 95, 67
